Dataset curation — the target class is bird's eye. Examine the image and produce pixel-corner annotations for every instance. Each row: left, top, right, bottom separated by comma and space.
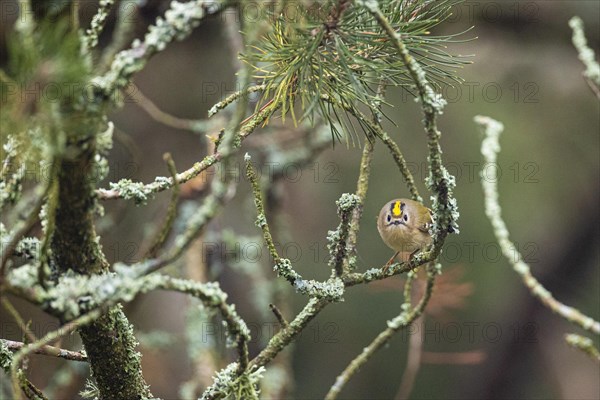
386, 215, 391, 222
403, 214, 408, 221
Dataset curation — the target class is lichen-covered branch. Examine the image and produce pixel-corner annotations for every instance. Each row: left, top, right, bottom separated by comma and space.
475, 115, 600, 335
245, 154, 280, 262
92, 0, 234, 97
97, 152, 222, 202
159, 277, 250, 373
343, 136, 374, 273
569, 16, 600, 97
328, 194, 361, 277
244, 153, 347, 301
208, 85, 266, 118
82, 0, 115, 50
325, 264, 438, 400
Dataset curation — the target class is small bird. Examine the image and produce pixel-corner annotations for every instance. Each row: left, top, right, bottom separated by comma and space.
377, 198, 433, 271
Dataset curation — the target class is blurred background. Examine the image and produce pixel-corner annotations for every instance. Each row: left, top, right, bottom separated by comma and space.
1, 1, 599, 399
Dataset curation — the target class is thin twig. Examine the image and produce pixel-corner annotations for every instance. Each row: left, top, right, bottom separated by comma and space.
10, 309, 104, 400
2, 339, 88, 362
144, 153, 180, 258
128, 83, 208, 132
208, 85, 266, 118
245, 155, 281, 262
269, 304, 288, 328
342, 135, 374, 274
1, 298, 37, 344
378, 132, 422, 202
329, 194, 360, 277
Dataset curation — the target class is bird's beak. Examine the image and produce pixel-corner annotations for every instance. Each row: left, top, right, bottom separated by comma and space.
388, 220, 405, 227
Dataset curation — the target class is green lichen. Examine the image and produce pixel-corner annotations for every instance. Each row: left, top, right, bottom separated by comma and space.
108, 179, 153, 205
200, 362, 265, 400
293, 277, 345, 302
273, 258, 302, 283
14, 237, 40, 260
255, 214, 267, 228
83, 0, 115, 50
1, 340, 12, 373
335, 193, 360, 215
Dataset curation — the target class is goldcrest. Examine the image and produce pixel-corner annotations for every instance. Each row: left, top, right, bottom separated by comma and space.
377, 198, 433, 266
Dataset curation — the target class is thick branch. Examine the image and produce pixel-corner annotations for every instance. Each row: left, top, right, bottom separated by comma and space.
50, 129, 149, 399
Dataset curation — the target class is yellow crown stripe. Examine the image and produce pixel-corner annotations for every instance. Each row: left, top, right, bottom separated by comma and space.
392, 201, 402, 217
